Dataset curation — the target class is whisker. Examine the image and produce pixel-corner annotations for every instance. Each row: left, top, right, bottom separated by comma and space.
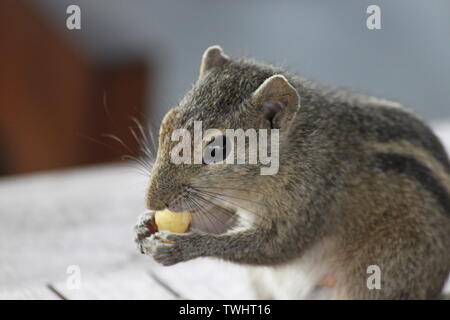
189, 189, 267, 229
128, 120, 155, 161
191, 193, 236, 226
78, 132, 152, 174
190, 184, 262, 195
101, 128, 154, 175
190, 186, 265, 208
128, 126, 154, 164
101, 133, 134, 154
190, 196, 239, 233
76, 132, 123, 154
190, 198, 223, 233
190, 186, 267, 218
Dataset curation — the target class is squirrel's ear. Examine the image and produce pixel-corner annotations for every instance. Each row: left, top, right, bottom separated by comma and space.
199, 45, 229, 80
251, 75, 300, 129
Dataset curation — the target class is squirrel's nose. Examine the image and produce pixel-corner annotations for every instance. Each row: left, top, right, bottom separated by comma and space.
146, 172, 171, 210
146, 195, 167, 211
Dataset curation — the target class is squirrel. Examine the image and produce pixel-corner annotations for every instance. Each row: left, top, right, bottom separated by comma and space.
134, 45, 450, 299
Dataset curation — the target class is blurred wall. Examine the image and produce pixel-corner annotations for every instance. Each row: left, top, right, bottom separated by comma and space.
33, 0, 450, 125
0, 0, 149, 175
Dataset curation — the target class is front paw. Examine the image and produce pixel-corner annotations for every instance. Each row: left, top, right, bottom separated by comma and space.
133, 211, 157, 250
140, 231, 201, 266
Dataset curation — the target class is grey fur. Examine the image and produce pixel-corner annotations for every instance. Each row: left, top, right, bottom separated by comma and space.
135, 46, 450, 299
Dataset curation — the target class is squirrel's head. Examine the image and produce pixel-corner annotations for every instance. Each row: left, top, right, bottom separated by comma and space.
146, 46, 300, 225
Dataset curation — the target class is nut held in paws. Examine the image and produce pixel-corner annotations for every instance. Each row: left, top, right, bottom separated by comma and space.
155, 209, 192, 234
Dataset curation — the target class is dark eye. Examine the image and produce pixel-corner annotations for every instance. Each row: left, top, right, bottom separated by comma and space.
203, 136, 229, 165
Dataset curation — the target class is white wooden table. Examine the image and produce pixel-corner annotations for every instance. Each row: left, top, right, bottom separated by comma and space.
0, 164, 254, 299
1, 123, 449, 300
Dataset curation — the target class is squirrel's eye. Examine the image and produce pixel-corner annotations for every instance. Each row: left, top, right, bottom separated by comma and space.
203, 136, 229, 165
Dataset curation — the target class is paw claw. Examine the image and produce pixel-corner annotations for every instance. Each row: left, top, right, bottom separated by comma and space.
133, 211, 157, 248
134, 218, 202, 266
140, 236, 181, 266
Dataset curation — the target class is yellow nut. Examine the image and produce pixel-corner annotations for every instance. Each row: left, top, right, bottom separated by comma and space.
155, 209, 192, 235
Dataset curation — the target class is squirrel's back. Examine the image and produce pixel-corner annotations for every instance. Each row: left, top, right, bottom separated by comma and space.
224, 57, 450, 298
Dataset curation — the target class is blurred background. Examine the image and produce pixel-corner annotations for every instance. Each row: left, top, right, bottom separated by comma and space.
1, 0, 450, 176
1, 0, 450, 299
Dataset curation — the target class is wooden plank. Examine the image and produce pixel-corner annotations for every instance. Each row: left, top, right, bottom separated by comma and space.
150, 258, 255, 300
0, 285, 60, 300
0, 164, 152, 289
49, 267, 175, 300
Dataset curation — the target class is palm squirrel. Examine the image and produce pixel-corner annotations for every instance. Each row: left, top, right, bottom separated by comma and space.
134, 45, 450, 299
